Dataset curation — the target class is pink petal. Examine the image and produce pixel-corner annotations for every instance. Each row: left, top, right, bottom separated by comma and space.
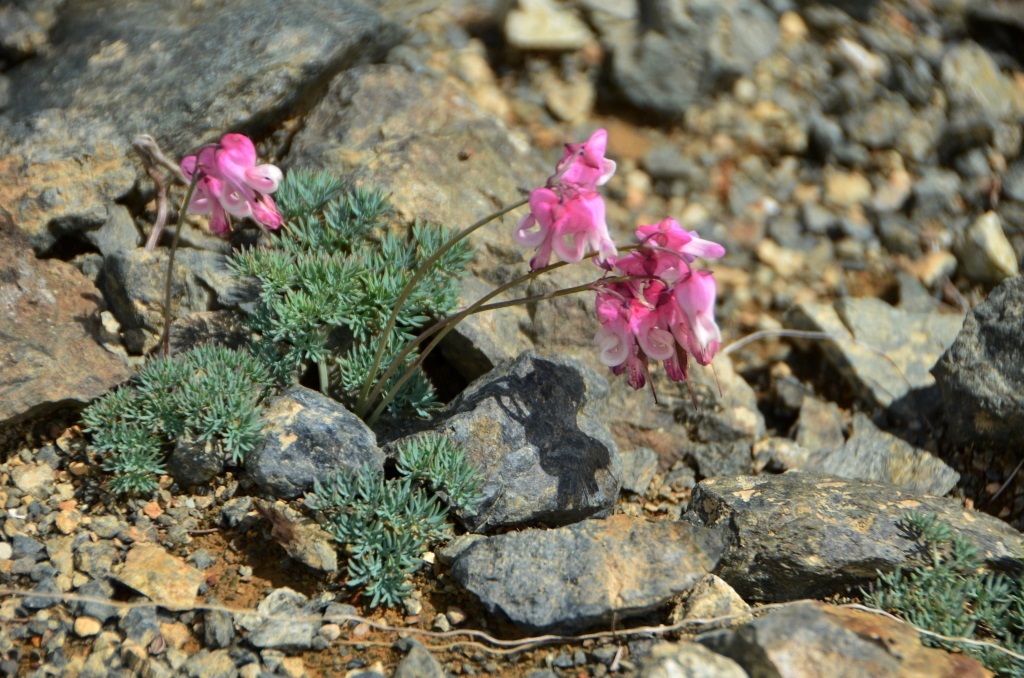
253, 194, 283, 229
245, 164, 283, 193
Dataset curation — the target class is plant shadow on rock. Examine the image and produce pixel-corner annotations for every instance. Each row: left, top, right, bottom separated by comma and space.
451, 359, 612, 520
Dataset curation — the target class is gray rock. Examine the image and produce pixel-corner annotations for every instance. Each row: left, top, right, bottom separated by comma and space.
181, 649, 237, 678
639, 641, 747, 678
1004, 160, 1024, 204
911, 168, 962, 217
802, 413, 960, 496
74, 541, 120, 580
82, 205, 141, 256
72, 577, 118, 623
699, 601, 990, 677
686, 473, 1024, 602
245, 386, 383, 500
219, 497, 255, 530
784, 297, 964, 411
843, 97, 911, 150
11, 534, 45, 561
668, 574, 751, 630
1, 0, 400, 244
429, 351, 620, 532
620, 447, 659, 495
0, 216, 131, 427
119, 604, 160, 645
932, 276, 1024, 457
607, 0, 778, 118
940, 41, 1024, 121
245, 588, 318, 651
393, 638, 444, 678
0, 1, 61, 65
451, 514, 728, 634
98, 248, 211, 355
793, 397, 844, 453
168, 438, 225, 488
203, 599, 235, 650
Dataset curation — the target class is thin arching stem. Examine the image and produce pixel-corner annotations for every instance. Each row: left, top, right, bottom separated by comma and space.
160, 172, 201, 357
364, 249, 644, 425
354, 196, 529, 417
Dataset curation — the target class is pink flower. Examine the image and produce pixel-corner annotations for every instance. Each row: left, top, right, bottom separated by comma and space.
516, 129, 618, 270
515, 187, 617, 269
670, 270, 721, 366
591, 221, 725, 390
550, 128, 616, 191
180, 133, 283, 236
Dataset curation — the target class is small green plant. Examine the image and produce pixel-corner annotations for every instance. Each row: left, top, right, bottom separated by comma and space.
229, 169, 472, 420
396, 433, 486, 511
307, 434, 485, 607
864, 512, 1024, 676
81, 344, 275, 494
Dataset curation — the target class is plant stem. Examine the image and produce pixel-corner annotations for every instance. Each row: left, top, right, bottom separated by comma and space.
160, 172, 201, 357
354, 196, 529, 417
317, 360, 329, 394
365, 263, 643, 425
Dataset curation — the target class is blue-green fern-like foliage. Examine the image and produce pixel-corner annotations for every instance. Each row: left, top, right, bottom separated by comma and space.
307, 433, 485, 608
81, 345, 275, 495
865, 512, 1024, 676
229, 169, 473, 420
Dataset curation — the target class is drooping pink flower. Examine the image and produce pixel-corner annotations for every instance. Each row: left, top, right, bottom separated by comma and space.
517, 129, 618, 270
180, 133, 283, 236
514, 186, 616, 269
591, 220, 725, 391
670, 269, 722, 366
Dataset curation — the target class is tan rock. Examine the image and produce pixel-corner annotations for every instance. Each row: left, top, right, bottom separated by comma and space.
114, 544, 204, 611
74, 616, 103, 637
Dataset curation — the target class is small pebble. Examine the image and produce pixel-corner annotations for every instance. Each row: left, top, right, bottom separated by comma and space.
318, 623, 342, 641
433, 614, 451, 632
73, 617, 102, 637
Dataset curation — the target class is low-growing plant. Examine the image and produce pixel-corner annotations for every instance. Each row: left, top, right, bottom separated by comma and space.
229, 169, 472, 419
81, 344, 275, 494
307, 433, 484, 607
864, 512, 1024, 676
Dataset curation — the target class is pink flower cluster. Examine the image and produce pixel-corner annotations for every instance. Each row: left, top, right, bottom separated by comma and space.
514, 129, 617, 269
517, 129, 727, 390
180, 133, 283, 236
594, 218, 725, 390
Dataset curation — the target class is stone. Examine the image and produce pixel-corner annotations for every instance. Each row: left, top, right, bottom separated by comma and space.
180, 649, 237, 678
451, 514, 728, 633
203, 599, 235, 650
0, 217, 130, 427
620, 447, 659, 495
802, 413, 960, 496
0, 0, 400, 252
505, 0, 593, 51
245, 386, 383, 500
253, 500, 338, 573
167, 438, 225, 488
73, 578, 118, 623
73, 617, 102, 637
955, 211, 1019, 285
932, 277, 1024, 457
394, 638, 445, 678
638, 641, 747, 678
668, 574, 751, 629
10, 463, 54, 499
784, 297, 964, 411
74, 540, 120, 579
426, 351, 620, 532
823, 169, 872, 207
686, 473, 1024, 602
940, 41, 1024, 121
606, 0, 777, 118
700, 601, 991, 677
794, 397, 844, 453
843, 98, 911, 150
245, 588, 318, 651
114, 544, 205, 611
98, 248, 253, 355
